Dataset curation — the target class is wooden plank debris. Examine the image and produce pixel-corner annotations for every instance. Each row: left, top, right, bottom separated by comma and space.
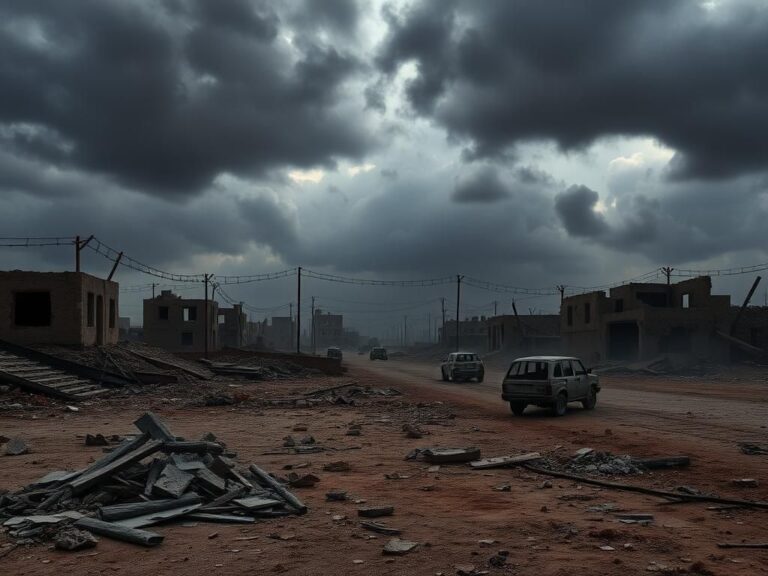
75, 517, 164, 547
67, 440, 163, 495
100, 493, 203, 522
470, 452, 541, 469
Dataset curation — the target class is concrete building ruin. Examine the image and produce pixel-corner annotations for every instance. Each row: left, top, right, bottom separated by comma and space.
560, 276, 731, 365
312, 309, 343, 350
143, 290, 218, 353
218, 304, 246, 348
440, 317, 488, 350
487, 314, 561, 356
0, 271, 119, 347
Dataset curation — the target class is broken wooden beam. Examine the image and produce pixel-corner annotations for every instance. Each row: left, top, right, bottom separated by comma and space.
75, 517, 164, 547
717, 542, 768, 549
134, 412, 176, 442
632, 456, 690, 470
470, 452, 541, 470
100, 493, 203, 522
248, 464, 307, 515
162, 441, 224, 455
67, 440, 164, 495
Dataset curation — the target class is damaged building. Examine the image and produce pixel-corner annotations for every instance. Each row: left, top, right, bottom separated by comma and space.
487, 314, 561, 356
0, 271, 119, 347
440, 317, 489, 350
143, 290, 218, 353
312, 309, 343, 350
218, 304, 246, 348
560, 276, 732, 365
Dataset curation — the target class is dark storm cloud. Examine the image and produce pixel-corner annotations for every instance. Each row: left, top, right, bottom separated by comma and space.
452, 167, 510, 203
0, 0, 370, 195
554, 186, 610, 238
377, 0, 768, 179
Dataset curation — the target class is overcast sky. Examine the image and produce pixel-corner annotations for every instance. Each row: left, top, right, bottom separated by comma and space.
2, 0, 768, 338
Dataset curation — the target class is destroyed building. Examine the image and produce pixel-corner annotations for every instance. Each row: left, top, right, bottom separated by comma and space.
0, 271, 119, 347
440, 317, 488, 350
143, 290, 218, 353
486, 314, 561, 356
269, 316, 295, 351
560, 276, 731, 364
218, 304, 246, 348
313, 309, 343, 350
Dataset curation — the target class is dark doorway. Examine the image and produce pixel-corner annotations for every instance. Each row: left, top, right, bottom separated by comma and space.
15, 292, 52, 326
96, 295, 104, 346
608, 322, 639, 360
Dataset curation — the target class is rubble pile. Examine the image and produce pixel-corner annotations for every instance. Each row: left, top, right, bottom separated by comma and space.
563, 448, 644, 476
0, 412, 307, 548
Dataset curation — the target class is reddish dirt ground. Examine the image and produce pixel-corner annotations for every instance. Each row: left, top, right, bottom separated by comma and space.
1, 358, 768, 576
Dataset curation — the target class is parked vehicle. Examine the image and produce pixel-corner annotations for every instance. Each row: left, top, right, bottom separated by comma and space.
326, 347, 343, 360
369, 347, 388, 360
441, 352, 485, 382
501, 356, 599, 417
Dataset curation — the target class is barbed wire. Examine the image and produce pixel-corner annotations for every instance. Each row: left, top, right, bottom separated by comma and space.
87, 237, 206, 282
671, 262, 768, 278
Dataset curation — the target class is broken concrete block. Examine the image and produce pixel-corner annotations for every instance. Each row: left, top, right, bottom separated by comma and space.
292, 424, 308, 432
299, 436, 316, 446
54, 527, 98, 551
402, 424, 423, 439
153, 464, 194, 498
358, 505, 394, 518
4, 437, 29, 456
421, 447, 480, 464
323, 461, 351, 472
283, 436, 296, 448
361, 521, 402, 535
345, 428, 361, 436
382, 538, 418, 555
326, 490, 347, 502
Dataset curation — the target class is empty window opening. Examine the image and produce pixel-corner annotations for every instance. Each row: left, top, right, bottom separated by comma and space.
682, 293, 690, 308
87, 292, 95, 327
218, 314, 225, 324
567, 305, 573, 326
109, 299, 116, 329
584, 303, 591, 324
183, 306, 197, 322
181, 332, 194, 346
615, 299, 624, 313
158, 306, 169, 320
14, 292, 52, 326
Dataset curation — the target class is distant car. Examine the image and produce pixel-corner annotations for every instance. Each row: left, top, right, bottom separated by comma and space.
441, 352, 484, 383
369, 347, 388, 360
501, 356, 600, 417
326, 347, 343, 361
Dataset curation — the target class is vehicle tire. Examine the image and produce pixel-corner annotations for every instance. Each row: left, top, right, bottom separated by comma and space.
509, 402, 527, 416
582, 387, 597, 410
477, 373, 484, 383
552, 393, 568, 417
449, 370, 456, 382
441, 369, 449, 382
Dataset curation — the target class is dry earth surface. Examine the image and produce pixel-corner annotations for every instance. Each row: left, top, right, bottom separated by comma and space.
1, 355, 768, 576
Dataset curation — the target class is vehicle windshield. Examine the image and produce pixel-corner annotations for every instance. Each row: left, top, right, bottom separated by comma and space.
506, 360, 549, 380
455, 354, 475, 362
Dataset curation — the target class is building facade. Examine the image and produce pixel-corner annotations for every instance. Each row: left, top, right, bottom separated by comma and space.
143, 290, 218, 353
486, 314, 561, 356
0, 271, 119, 347
561, 276, 731, 365
313, 309, 343, 350
218, 304, 246, 348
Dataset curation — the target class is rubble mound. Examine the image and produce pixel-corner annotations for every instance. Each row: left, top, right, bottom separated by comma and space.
566, 449, 644, 476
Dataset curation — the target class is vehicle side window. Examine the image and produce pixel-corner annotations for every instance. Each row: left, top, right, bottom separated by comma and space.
506, 362, 521, 378
553, 363, 562, 377
574, 360, 587, 375
562, 360, 575, 377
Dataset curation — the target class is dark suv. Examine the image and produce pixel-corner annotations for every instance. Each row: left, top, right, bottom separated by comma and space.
369, 347, 388, 360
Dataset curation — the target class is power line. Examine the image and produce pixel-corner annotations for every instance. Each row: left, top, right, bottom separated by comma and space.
672, 262, 768, 278
87, 237, 206, 282
0, 236, 77, 247
463, 276, 559, 296
303, 269, 454, 287
214, 269, 297, 285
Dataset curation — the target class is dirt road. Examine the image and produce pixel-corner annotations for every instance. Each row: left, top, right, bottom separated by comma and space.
1, 360, 768, 575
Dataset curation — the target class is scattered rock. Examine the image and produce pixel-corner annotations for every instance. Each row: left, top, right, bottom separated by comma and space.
287, 472, 320, 488
382, 538, 418, 555
323, 461, 351, 472
539, 480, 553, 489
346, 429, 361, 436
402, 424, 423, 439
494, 484, 511, 492
283, 436, 296, 448
299, 436, 316, 446
85, 434, 108, 447
488, 554, 507, 567
54, 527, 98, 551
358, 505, 394, 518
4, 437, 29, 456
731, 478, 759, 487
326, 490, 348, 501
292, 424, 308, 432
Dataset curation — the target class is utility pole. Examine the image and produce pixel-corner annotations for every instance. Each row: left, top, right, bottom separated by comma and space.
311, 296, 316, 354
557, 285, 566, 304
296, 267, 302, 354
662, 267, 674, 285
152, 283, 157, 298
493, 300, 498, 316
441, 297, 446, 345
427, 312, 431, 343
203, 274, 209, 359
74, 235, 94, 273
404, 315, 408, 347
456, 275, 464, 352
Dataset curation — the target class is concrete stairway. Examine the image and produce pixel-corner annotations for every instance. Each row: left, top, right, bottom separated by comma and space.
0, 349, 110, 401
